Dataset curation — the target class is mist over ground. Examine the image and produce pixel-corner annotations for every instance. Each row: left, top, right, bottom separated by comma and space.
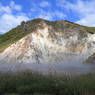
0, 61, 95, 75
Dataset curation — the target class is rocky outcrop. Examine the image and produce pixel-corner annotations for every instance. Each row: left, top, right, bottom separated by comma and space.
82, 34, 95, 64
0, 19, 95, 63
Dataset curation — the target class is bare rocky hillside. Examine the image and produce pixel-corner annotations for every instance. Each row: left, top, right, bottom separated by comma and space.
0, 18, 95, 63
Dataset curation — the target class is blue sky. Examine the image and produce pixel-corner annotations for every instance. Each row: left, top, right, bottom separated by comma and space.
0, 0, 95, 34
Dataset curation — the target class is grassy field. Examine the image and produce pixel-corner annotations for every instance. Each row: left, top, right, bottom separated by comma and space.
0, 69, 95, 95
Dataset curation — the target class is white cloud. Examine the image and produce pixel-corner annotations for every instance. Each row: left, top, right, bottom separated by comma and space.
0, 1, 30, 34
32, 9, 66, 21
30, 7, 52, 20
38, 10, 52, 20
56, 0, 95, 26
54, 10, 66, 19
57, 0, 95, 17
0, 1, 22, 14
0, 3, 12, 14
10, 1, 22, 11
0, 13, 29, 33
30, 2, 66, 21
39, 1, 51, 7
76, 14, 95, 26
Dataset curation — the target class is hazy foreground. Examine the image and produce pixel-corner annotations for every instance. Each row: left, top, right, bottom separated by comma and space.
0, 61, 95, 95
0, 65, 95, 95
0, 61, 95, 75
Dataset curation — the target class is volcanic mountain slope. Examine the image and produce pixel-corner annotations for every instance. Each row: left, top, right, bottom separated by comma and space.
0, 18, 95, 63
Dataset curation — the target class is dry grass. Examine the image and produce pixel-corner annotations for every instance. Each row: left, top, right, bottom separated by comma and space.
0, 69, 95, 95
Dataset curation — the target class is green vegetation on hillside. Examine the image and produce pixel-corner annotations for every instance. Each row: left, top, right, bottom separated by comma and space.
64, 20, 95, 33
0, 70, 95, 95
0, 18, 95, 53
0, 18, 44, 53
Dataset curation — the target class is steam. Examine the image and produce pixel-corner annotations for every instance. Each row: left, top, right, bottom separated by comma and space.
0, 61, 95, 75
0, 46, 95, 75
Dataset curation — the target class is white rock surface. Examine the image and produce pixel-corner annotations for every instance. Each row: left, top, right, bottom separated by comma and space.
0, 21, 95, 63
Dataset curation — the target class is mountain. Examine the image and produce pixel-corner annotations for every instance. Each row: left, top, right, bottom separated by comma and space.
0, 18, 95, 63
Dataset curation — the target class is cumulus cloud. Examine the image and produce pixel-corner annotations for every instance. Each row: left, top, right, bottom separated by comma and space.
56, 0, 95, 26
54, 10, 66, 19
30, 2, 66, 20
33, 9, 66, 21
10, 1, 22, 11
56, 0, 95, 17
38, 10, 53, 20
0, 1, 29, 34
76, 14, 95, 26
39, 1, 51, 7
0, 13, 29, 33
0, 3, 12, 14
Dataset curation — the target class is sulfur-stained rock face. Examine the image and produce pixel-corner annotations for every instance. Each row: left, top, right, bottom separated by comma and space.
0, 19, 95, 63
